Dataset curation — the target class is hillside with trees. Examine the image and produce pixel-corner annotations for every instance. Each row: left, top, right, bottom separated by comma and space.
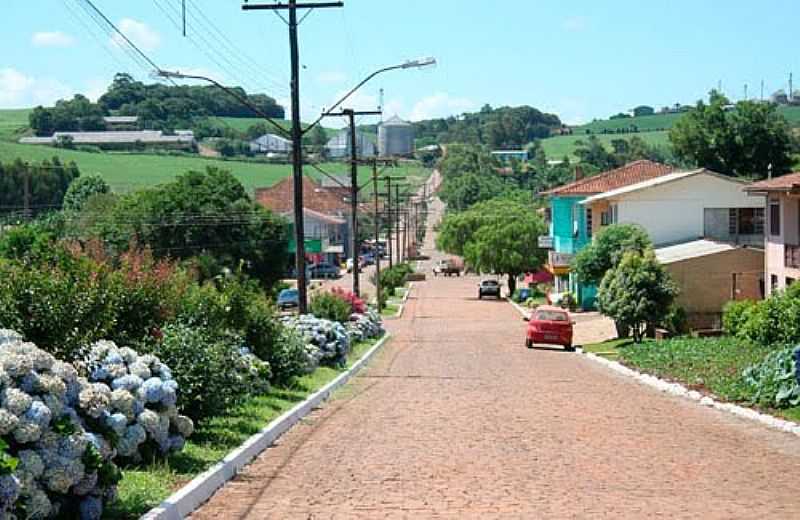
29, 73, 285, 136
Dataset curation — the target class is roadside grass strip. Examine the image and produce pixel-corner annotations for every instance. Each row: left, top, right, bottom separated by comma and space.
506, 298, 800, 438
112, 334, 390, 520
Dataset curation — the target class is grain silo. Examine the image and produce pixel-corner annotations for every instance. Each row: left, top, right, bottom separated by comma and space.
378, 115, 414, 157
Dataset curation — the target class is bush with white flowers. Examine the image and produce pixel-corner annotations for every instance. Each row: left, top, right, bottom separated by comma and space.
280, 315, 351, 370
0, 330, 121, 519
79, 340, 195, 462
345, 311, 384, 343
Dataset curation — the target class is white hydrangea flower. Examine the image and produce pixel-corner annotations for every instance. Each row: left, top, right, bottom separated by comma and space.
2, 388, 32, 416
1, 351, 34, 377
0, 409, 19, 435
109, 389, 136, 420
118, 347, 138, 365
43, 464, 74, 494
50, 361, 78, 383
172, 415, 194, 438
41, 393, 63, 419
128, 362, 151, 380
38, 374, 67, 398
78, 384, 111, 419
23, 487, 53, 519
13, 418, 42, 444
137, 409, 160, 435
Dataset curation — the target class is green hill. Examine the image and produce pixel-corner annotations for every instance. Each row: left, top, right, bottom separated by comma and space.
0, 110, 427, 194
541, 131, 671, 161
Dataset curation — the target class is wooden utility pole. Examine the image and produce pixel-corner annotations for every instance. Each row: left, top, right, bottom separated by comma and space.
322, 108, 381, 297
386, 176, 393, 269
242, 0, 343, 314
372, 162, 382, 309
395, 183, 402, 264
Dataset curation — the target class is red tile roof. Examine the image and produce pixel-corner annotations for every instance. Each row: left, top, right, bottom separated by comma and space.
542, 160, 675, 196
256, 176, 350, 216
744, 172, 800, 192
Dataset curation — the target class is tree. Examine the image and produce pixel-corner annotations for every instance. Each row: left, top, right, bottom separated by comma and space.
669, 90, 793, 179
62, 174, 110, 213
437, 199, 547, 295
597, 250, 678, 342
633, 105, 655, 117
572, 224, 652, 285
573, 135, 619, 170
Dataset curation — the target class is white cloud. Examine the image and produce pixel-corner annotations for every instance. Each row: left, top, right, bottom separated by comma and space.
409, 93, 476, 121
111, 18, 161, 52
316, 70, 347, 85
0, 69, 114, 109
31, 31, 75, 48
563, 16, 588, 32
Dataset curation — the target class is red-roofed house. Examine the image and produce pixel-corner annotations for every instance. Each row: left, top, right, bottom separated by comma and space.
541, 161, 675, 308
255, 176, 354, 263
744, 172, 800, 295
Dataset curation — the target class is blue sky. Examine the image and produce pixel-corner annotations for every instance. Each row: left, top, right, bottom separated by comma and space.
2, 0, 799, 126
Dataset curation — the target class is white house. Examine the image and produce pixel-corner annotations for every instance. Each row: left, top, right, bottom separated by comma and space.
249, 133, 292, 155
580, 169, 765, 247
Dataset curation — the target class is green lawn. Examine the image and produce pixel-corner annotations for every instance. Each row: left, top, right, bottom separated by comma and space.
572, 112, 683, 134
0, 140, 430, 194
106, 335, 386, 519
0, 108, 31, 140
541, 131, 671, 161
584, 336, 800, 421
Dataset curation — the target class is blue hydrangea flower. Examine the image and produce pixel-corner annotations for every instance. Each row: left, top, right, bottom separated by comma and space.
141, 377, 164, 403
0, 474, 20, 508
111, 374, 143, 392
78, 495, 102, 520
24, 400, 52, 428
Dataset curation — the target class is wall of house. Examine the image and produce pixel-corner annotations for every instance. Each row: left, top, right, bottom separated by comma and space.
765, 194, 800, 295
550, 196, 589, 254
665, 248, 764, 329
613, 173, 761, 246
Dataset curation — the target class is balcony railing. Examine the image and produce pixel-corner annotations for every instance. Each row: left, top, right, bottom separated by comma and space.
548, 251, 574, 268
786, 245, 800, 269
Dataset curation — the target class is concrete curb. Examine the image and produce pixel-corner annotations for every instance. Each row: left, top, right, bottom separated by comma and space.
141, 332, 393, 520
584, 352, 800, 438
395, 282, 414, 318
505, 298, 800, 438
507, 298, 531, 319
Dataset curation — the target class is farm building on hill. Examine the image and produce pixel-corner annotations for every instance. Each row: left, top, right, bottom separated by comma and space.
378, 115, 414, 157
19, 130, 195, 150
249, 133, 292, 155
103, 116, 139, 130
325, 129, 376, 159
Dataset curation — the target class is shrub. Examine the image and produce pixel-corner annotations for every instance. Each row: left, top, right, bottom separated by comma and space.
742, 346, 800, 408
264, 327, 314, 385
722, 300, 758, 337
378, 263, 414, 297
0, 331, 121, 519
328, 287, 366, 315
309, 291, 352, 324
734, 291, 800, 346
62, 175, 110, 213
147, 324, 268, 422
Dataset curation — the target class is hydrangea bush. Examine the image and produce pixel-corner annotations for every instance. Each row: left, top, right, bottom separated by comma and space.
0, 330, 121, 519
281, 316, 352, 369
345, 311, 384, 343
78, 340, 195, 462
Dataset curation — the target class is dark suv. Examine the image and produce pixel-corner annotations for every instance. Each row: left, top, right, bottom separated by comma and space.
478, 279, 502, 299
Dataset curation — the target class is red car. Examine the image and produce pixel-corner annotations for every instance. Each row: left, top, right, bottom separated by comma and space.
525, 306, 575, 351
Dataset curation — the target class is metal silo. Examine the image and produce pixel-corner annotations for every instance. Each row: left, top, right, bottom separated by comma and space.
378, 115, 414, 157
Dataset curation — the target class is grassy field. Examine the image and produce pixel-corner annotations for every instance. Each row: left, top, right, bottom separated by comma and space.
0, 110, 425, 193
209, 116, 340, 138
541, 131, 671, 161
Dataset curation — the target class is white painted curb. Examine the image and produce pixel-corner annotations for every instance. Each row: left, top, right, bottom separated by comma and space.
584, 352, 800, 438
142, 332, 393, 520
508, 298, 531, 319
505, 298, 800, 438
395, 282, 414, 318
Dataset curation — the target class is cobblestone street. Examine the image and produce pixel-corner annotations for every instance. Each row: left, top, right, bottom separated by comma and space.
191, 199, 800, 519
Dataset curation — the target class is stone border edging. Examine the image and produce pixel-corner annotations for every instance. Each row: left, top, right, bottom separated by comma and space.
142, 332, 393, 520
504, 299, 800, 439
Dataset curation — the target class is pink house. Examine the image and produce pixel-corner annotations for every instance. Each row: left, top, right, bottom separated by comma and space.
744, 172, 800, 295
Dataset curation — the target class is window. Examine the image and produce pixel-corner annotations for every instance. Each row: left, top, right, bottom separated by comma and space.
600, 211, 610, 226
728, 208, 764, 235
572, 205, 579, 237
586, 208, 593, 238
610, 204, 619, 224
770, 199, 781, 236
771, 274, 779, 292
787, 277, 796, 288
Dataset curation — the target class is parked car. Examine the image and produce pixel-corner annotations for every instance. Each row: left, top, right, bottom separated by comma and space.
478, 279, 502, 299
525, 306, 574, 351
361, 253, 376, 266
433, 259, 461, 277
309, 262, 341, 279
277, 289, 299, 310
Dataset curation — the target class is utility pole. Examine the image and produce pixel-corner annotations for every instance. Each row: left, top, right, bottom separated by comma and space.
323, 108, 381, 297
372, 162, 382, 309
395, 183, 402, 264
386, 176, 393, 269
242, 0, 343, 314
23, 167, 31, 221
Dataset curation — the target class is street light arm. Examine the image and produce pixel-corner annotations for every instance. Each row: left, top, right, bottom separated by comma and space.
156, 70, 291, 139
303, 57, 435, 135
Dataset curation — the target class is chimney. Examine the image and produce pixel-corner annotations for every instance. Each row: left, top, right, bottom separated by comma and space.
575, 165, 584, 182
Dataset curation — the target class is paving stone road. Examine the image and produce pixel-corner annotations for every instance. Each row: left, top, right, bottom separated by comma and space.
191, 199, 800, 519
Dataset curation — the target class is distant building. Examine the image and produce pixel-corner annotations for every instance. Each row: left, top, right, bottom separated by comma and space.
325, 129, 376, 159
378, 115, 414, 156
491, 150, 529, 163
103, 116, 139, 131
249, 133, 292, 155
19, 130, 195, 150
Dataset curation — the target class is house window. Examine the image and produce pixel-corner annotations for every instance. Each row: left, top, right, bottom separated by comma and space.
770, 199, 781, 236
572, 205, 579, 238
586, 209, 593, 238
610, 204, 619, 224
728, 208, 764, 235
787, 277, 796, 288
600, 211, 610, 226
771, 274, 779, 292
